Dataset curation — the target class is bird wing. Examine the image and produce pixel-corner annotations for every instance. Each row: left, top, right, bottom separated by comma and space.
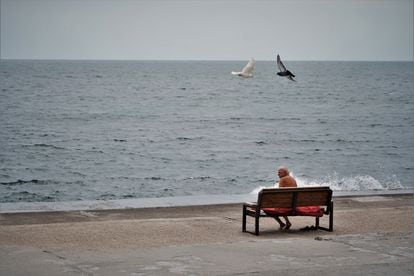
287, 75, 296, 82
277, 54, 287, 72
241, 58, 255, 74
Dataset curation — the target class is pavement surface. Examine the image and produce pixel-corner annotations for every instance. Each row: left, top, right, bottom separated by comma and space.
1, 194, 413, 275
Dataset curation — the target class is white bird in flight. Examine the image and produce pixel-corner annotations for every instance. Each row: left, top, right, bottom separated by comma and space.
231, 58, 256, 78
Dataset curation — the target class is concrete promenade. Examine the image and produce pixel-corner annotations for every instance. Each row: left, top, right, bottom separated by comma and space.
1, 193, 413, 275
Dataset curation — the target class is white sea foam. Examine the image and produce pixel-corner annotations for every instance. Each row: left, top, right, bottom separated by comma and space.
251, 172, 404, 194
250, 185, 275, 194
299, 173, 404, 191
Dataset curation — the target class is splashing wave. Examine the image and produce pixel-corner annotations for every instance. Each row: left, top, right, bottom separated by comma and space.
250, 172, 404, 194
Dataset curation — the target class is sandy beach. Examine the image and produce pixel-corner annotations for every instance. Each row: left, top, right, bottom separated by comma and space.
1, 193, 413, 275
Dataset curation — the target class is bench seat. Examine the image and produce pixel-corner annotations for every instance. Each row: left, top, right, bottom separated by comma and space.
263, 206, 324, 217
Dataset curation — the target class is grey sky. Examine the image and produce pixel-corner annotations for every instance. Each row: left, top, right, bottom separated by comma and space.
1, 0, 413, 61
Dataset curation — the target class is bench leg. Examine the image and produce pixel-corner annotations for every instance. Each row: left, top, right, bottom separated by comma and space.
255, 210, 260, 236
315, 217, 320, 228
318, 202, 334, 232
329, 203, 334, 232
242, 205, 247, 232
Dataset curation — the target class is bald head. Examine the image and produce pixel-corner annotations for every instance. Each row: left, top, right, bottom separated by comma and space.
277, 166, 290, 178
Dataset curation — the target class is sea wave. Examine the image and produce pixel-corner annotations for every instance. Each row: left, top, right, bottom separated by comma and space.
250, 173, 404, 194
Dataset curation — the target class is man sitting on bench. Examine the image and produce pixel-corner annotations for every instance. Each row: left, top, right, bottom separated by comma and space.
267, 166, 297, 230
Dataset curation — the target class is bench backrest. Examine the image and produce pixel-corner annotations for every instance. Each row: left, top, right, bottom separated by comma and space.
258, 186, 332, 209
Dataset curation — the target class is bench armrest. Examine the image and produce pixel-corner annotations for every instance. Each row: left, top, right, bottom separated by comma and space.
243, 202, 258, 208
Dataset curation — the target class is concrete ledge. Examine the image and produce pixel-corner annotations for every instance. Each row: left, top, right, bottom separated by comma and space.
1, 188, 413, 213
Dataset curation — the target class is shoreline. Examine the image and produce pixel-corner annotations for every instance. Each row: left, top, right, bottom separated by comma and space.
1, 188, 413, 214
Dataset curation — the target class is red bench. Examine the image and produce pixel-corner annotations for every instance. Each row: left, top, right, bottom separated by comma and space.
242, 186, 334, 235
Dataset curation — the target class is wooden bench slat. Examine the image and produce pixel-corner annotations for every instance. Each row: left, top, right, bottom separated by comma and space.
296, 191, 332, 206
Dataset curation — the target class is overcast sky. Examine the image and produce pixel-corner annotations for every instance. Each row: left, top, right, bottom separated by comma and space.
1, 0, 413, 61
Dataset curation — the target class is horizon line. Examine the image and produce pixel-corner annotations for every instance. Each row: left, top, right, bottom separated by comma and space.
1, 58, 413, 62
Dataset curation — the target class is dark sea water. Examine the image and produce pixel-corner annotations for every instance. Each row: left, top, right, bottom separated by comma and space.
0, 60, 413, 203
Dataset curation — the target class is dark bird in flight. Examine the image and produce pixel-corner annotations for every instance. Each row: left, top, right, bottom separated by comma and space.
276, 54, 296, 81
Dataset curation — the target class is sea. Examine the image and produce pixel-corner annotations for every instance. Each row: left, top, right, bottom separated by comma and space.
0, 60, 413, 203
